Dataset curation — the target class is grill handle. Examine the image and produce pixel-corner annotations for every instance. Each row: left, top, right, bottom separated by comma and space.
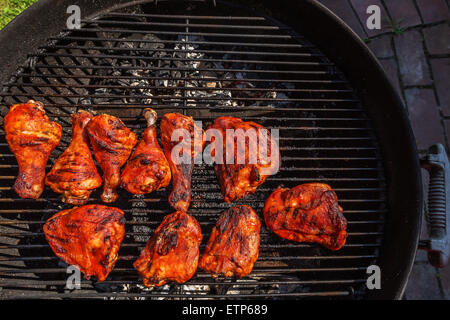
419, 144, 450, 268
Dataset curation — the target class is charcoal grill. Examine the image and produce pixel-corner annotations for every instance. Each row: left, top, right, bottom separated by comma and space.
0, 0, 430, 300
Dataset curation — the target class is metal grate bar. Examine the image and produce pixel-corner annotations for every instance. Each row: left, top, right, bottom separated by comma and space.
4, 83, 351, 94
98, 12, 269, 20
30, 52, 332, 67
0, 1, 387, 300
48, 36, 311, 48
26, 64, 335, 75
9, 74, 346, 84
41, 43, 319, 56
80, 19, 291, 30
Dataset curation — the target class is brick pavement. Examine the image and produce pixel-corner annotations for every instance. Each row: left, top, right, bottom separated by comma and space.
317, 0, 450, 300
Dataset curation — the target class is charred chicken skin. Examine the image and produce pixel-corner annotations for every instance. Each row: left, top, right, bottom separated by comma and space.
263, 183, 347, 250
4, 100, 62, 199
121, 109, 171, 194
86, 114, 137, 203
199, 205, 261, 278
160, 113, 204, 212
207, 117, 280, 203
133, 211, 202, 287
43, 204, 126, 282
45, 111, 102, 205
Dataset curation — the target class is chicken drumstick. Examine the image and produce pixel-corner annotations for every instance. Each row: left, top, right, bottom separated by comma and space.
121, 108, 171, 195
45, 110, 102, 205
86, 114, 137, 203
160, 113, 204, 212
4, 100, 62, 199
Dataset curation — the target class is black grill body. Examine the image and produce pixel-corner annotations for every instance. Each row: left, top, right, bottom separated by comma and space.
0, 0, 422, 299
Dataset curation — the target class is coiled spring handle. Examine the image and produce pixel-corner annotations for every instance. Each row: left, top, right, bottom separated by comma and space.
419, 144, 450, 268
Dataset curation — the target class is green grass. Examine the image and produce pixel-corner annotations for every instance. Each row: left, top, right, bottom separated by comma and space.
385, 17, 407, 35
0, 0, 38, 30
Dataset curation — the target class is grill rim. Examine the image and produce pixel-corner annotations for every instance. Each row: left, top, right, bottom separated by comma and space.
0, 0, 422, 300
265, 0, 422, 300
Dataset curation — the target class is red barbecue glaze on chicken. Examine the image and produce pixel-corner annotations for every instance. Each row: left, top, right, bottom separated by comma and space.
207, 116, 280, 203
199, 205, 261, 278
46, 110, 102, 205
263, 183, 347, 250
160, 113, 204, 212
43, 204, 126, 282
86, 114, 137, 203
121, 108, 171, 195
134, 211, 202, 286
4, 100, 62, 199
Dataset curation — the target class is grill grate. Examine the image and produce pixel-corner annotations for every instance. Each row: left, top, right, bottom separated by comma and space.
0, 1, 387, 299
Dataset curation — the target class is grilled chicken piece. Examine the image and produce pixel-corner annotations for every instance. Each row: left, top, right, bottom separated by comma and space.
121, 109, 171, 194
160, 113, 204, 212
263, 183, 347, 250
134, 211, 202, 287
207, 117, 280, 203
4, 100, 62, 199
45, 111, 102, 205
43, 204, 126, 282
199, 205, 261, 278
86, 114, 137, 203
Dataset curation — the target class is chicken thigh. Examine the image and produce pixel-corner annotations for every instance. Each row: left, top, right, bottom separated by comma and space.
206, 116, 280, 203
134, 211, 202, 287
43, 204, 126, 282
263, 183, 347, 250
199, 205, 261, 278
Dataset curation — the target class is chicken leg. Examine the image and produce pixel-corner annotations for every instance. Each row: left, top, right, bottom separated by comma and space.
160, 113, 204, 212
206, 116, 280, 202
45, 110, 102, 205
121, 108, 171, 194
134, 211, 202, 287
86, 114, 137, 203
263, 183, 347, 250
199, 205, 261, 278
4, 100, 62, 199
43, 204, 126, 282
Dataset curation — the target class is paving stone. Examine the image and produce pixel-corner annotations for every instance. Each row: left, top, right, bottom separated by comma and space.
405, 88, 445, 150
318, 0, 367, 38
445, 119, 450, 148
415, 170, 430, 263
416, 0, 450, 24
438, 234, 450, 300
379, 58, 401, 96
404, 264, 443, 300
423, 24, 450, 55
394, 30, 432, 86
384, 0, 422, 28
349, 0, 390, 36
368, 35, 394, 58
440, 264, 450, 299
431, 58, 450, 116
